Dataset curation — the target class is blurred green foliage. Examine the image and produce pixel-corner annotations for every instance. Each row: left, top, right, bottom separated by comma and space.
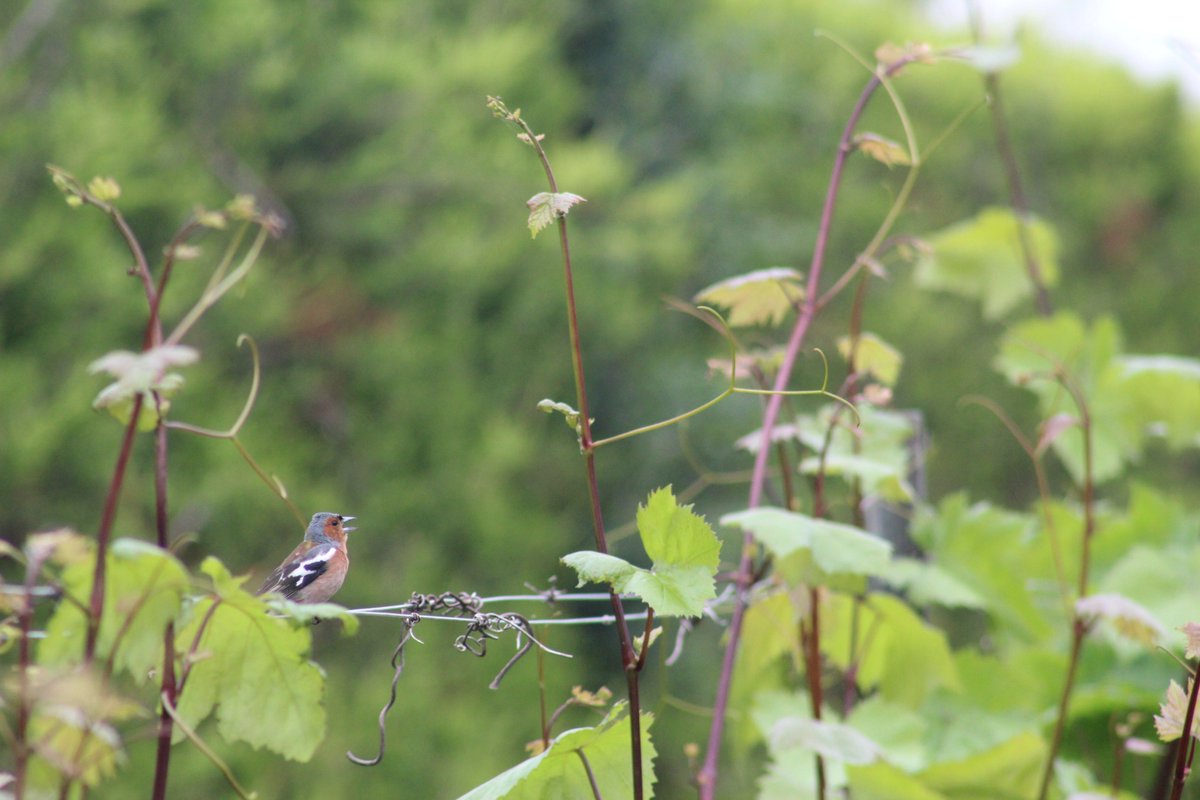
3, 0, 1199, 796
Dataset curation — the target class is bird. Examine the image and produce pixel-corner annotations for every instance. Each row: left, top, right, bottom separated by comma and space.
257, 512, 356, 603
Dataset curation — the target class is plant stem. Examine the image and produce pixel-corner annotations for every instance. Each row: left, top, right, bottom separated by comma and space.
1036, 376, 1095, 800
151, 415, 175, 800
83, 394, 144, 664
697, 57, 914, 799
1170, 674, 1200, 800
967, 2, 1054, 316
499, 103, 643, 797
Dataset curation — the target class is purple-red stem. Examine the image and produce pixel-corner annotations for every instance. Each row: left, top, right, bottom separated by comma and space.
82, 394, 145, 664
151, 416, 175, 800
504, 107, 643, 796
1036, 377, 1095, 800
1169, 675, 1200, 800
697, 58, 914, 799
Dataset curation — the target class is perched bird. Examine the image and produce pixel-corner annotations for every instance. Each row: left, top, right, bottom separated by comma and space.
258, 512, 356, 603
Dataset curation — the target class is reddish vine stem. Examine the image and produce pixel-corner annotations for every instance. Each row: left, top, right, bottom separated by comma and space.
1036, 374, 1095, 800
967, 2, 1054, 316
151, 414, 176, 800
82, 394, 145, 664
492, 100, 643, 797
697, 57, 915, 799
1169, 673, 1200, 800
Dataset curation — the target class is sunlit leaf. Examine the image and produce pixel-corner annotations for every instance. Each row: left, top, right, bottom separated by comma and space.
694, 267, 805, 327
878, 557, 988, 610
917, 732, 1045, 799
821, 593, 960, 707
1075, 592, 1163, 647
564, 488, 720, 617
853, 133, 910, 167
1154, 679, 1199, 742
722, 507, 892, 577
526, 191, 586, 238
172, 557, 331, 761
1181, 622, 1200, 659
40, 539, 188, 682
770, 717, 880, 765
838, 332, 903, 387
457, 703, 656, 799
915, 207, 1060, 319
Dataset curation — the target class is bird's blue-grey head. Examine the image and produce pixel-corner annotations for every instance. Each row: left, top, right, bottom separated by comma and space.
304, 512, 356, 543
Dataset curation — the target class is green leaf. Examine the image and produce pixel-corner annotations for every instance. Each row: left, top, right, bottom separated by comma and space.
770, 718, 881, 765
636, 486, 721, 572
853, 133, 911, 167
821, 593, 960, 707
264, 598, 361, 634
29, 710, 123, 787
847, 696, 929, 772
40, 539, 188, 682
563, 487, 721, 617
837, 332, 903, 387
878, 558, 988, 610
917, 733, 1045, 799
526, 191, 586, 238
914, 207, 1060, 319
693, 267, 805, 327
722, 507, 892, 578
561, 551, 638, 589
848, 763, 949, 800
456, 703, 656, 799
173, 556, 330, 761
733, 593, 801, 713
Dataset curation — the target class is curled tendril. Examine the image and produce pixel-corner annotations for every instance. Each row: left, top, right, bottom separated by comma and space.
454, 612, 573, 689
406, 591, 483, 616
347, 617, 421, 767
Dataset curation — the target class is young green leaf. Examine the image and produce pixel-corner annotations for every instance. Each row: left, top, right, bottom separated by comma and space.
770, 717, 881, 766
1075, 592, 1163, 647
525, 191, 586, 238
172, 556, 333, 761
915, 207, 1060, 319
40, 539, 188, 681
693, 266, 805, 327
562, 487, 721, 617
456, 703, 656, 799
853, 133, 911, 167
1155, 679, 1200, 742
721, 507, 892, 578
837, 332, 903, 387
878, 557, 988, 610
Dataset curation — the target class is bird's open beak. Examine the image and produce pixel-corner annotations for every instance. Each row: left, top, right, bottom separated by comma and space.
342, 515, 357, 533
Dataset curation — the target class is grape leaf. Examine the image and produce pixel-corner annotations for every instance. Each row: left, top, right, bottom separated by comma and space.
526, 191, 586, 238
915, 207, 1060, 319
770, 717, 881, 765
172, 557, 332, 761
693, 267, 805, 327
40, 538, 188, 682
456, 703, 656, 799
722, 507, 892, 578
838, 332, 903, 387
562, 487, 720, 617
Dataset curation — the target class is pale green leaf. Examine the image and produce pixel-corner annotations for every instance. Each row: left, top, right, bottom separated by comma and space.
1075, 592, 1163, 647
770, 717, 881, 765
636, 486, 721, 571
915, 207, 1060, 319
848, 763, 948, 800
624, 563, 716, 617
694, 267, 805, 327
722, 507, 892, 577
847, 696, 929, 772
821, 593, 960, 707
917, 733, 1045, 799
837, 332, 903, 386
456, 703, 656, 799
526, 191, 586, 238
40, 539, 188, 682
854, 133, 911, 167
879, 558, 988, 610
173, 556, 329, 761
561, 551, 638, 590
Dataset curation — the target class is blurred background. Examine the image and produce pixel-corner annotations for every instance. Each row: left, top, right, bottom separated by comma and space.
2, 0, 1198, 796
